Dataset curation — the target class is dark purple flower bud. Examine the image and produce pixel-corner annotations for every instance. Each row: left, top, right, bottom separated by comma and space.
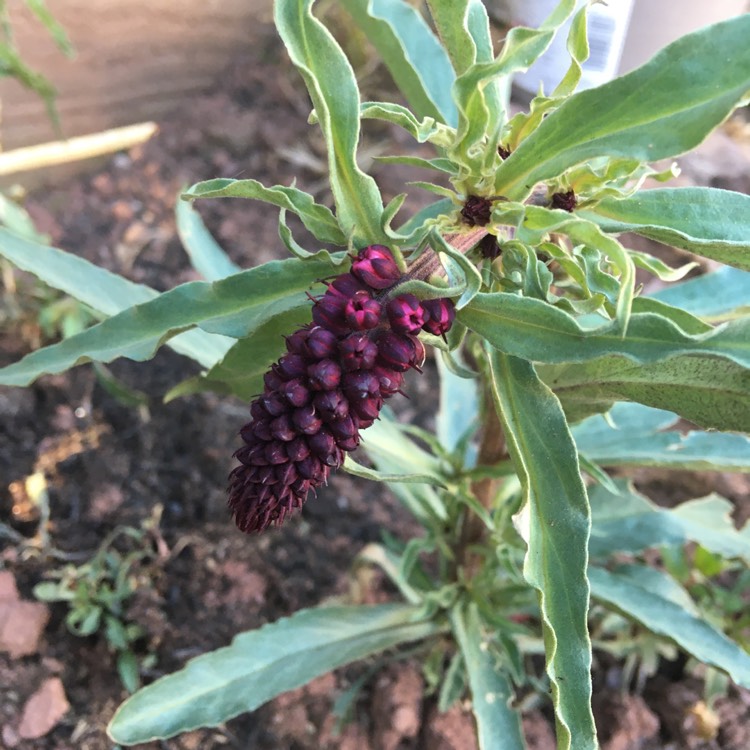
478, 234, 501, 260
386, 294, 427, 335
350, 396, 382, 422
461, 195, 492, 227
376, 331, 420, 372
282, 378, 310, 408
250, 420, 272, 441
305, 327, 339, 359
277, 463, 298, 487
351, 245, 401, 290
264, 370, 284, 392
308, 359, 342, 391
285, 328, 310, 354
235, 443, 267, 466
344, 291, 382, 330
297, 456, 327, 482
262, 392, 288, 417
264, 441, 289, 465
275, 353, 308, 380
328, 272, 366, 300
308, 428, 337, 459
339, 333, 378, 371
343, 370, 381, 400
290, 478, 312, 499
421, 298, 456, 336
286, 437, 311, 462
551, 189, 577, 212
270, 414, 296, 442
250, 400, 268, 421
312, 295, 348, 335
257, 466, 278, 485
328, 415, 360, 451
292, 404, 323, 435
313, 390, 349, 421
371, 365, 404, 396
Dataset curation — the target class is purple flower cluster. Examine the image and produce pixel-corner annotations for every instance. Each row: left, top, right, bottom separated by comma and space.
228, 245, 456, 533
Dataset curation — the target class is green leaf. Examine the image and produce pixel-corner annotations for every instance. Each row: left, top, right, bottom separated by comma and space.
0, 194, 49, 242
447, 0, 576, 181
183, 178, 346, 246
651, 266, 750, 320
573, 403, 750, 472
581, 188, 750, 271
460, 293, 750, 370
0, 227, 232, 370
117, 651, 141, 694
175, 198, 241, 280
108, 603, 444, 744
360, 102, 454, 146
589, 565, 750, 688
0, 256, 337, 387
343, 0, 457, 125
588, 480, 750, 561
26, 0, 75, 56
343, 454, 448, 488
486, 349, 595, 750
494, 15, 750, 200
450, 602, 524, 750
436, 352, 478, 455
515, 208, 635, 330
165, 307, 305, 402
543, 354, 750, 432
274, 0, 386, 245
361, 409, 448, 523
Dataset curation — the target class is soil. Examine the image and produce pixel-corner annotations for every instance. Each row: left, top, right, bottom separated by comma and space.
2, 21, 750, 750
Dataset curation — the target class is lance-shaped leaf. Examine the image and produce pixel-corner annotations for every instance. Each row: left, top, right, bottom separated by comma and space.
450, 602, 525, 750
360, 409, 447, 523
448, 0, 575, 179
460, 293, 750, 370
343, 455, 448, 488
0, 256, 337, 387
108, 603, 445, 744
573, 403, 750, 472
650, 265, 750, 320
344, 0, 456, 125
436, 352, 478, 455
543, 354, 750, 432
487, 349, 596, 750
183, 178, 346, 246
0, 227, 232, 370
588, 480, 750, 561
580, 187, 750, 272
589, 565, 750, 688
164, 307, 305, 402
175, 198, 241, 281
360, 102, 454, 147
275, 0, 386, 244
494, 15, 750, 200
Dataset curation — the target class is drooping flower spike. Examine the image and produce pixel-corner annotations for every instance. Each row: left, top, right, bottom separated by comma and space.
228, 244, 456, 533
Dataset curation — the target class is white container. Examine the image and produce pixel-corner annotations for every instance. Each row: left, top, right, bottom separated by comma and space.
501, 0, 749, 97
619, 0, 749, 74
505, 0, 635, 95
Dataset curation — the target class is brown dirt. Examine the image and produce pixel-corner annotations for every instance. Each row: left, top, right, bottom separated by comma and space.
2, 22, 750, 750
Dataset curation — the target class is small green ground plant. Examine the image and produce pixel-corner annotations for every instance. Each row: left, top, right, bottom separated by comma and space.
33, 510, 162, 693
1, 1, 749, 747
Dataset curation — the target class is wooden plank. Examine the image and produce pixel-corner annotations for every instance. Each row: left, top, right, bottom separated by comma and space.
0, 0, 271, 152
